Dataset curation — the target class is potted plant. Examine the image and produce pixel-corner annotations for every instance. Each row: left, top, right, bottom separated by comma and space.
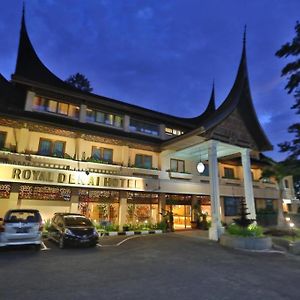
220, 198, 272, 250
122, 224, 130, 232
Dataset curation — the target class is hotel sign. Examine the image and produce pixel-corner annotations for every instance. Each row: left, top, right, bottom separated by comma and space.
0, 165, 157, 191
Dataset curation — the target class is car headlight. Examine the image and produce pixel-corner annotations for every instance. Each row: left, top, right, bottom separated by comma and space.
93, 228, 99, 236
64, 228, 75, 236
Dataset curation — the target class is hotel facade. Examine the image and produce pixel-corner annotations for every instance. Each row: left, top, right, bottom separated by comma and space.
0, 12, 296, 240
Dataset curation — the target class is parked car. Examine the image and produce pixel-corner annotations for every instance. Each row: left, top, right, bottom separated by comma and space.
48, 213, 99, 248
0, 209, 43, 250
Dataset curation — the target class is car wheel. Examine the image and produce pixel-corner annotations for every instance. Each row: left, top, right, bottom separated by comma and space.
90, 242, 97, 248
59, 236, 65, 249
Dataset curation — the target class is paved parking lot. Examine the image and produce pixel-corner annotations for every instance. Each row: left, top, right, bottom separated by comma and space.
1, 233, 300, 300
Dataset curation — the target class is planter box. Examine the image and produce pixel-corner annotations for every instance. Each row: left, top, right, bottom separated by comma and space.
108, 231, 118, 236
289, 241, 300, 255
154, 230, 163, 234
190, 221, 198, 229
169, 172, 193, 180
220, 234, 272, 250
141, 231, 149, 235
125, 231, 135, 236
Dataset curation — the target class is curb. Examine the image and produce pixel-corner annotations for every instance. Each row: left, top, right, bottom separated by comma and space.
104, 230, 163, 236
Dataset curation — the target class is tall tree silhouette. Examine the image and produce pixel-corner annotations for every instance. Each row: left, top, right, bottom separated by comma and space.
275, 21, 300, 160
65, 73, 93, 92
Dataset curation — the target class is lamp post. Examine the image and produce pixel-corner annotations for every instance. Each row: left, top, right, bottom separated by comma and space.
289, 222, 295, 242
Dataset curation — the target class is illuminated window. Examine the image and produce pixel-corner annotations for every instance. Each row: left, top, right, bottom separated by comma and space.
165, 128, 173, 135
46, 100, 58, 113
91, 147, 113, 163
224, 197, 240, 216
38, 138, 65, 157
135, 154, 152, 169
32, 96, 45, 111
105, 114, 114, 126
224, 167, 235, 179
130, 119, 159, 136
0, 132, 7, 149
87, 108, 123, 128
53, 141, 65, 157
114, 115, 123, 127
165, 127, 184, 136
170, 159, 185, 173
68, 105, 80, 119
32, 96, 79, 119
86, 109, 95, 122
57, 102, 69, 115
96, 111, 105, 123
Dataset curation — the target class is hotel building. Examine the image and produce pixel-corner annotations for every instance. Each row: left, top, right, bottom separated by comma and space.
0, 11, 296, 240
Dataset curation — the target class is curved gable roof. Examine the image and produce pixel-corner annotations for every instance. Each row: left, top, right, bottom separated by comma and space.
10, 10, 272, 151
11, 9, 218, 131
0, 73, 25, 111
201, 40, 272, 151
163, 35, 273, 151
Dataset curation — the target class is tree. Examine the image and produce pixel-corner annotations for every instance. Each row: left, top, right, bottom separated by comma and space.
65, 73, 93, 92
275, 21, 300, 160
233, 198, 255, 228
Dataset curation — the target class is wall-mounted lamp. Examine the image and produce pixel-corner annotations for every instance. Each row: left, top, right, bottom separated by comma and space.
197, 162, 205, 174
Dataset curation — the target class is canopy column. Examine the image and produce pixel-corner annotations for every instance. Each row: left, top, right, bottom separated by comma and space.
208, 141, 224, 240
241, 149, 256, 220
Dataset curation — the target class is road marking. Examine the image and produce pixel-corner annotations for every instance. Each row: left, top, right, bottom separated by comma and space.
41, 241, 50, 251
97, 235, 143, 248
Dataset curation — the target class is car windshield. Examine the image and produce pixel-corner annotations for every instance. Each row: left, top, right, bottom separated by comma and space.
64, 216, 93, 227
4, 211, 41, 223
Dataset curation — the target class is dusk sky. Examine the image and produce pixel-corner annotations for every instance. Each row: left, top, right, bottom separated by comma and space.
0, 0, 299, 161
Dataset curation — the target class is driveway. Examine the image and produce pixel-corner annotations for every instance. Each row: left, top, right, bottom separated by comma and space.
0, 232, 299, 300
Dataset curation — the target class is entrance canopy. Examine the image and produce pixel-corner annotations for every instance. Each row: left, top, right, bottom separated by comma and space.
170, 139, 246, 161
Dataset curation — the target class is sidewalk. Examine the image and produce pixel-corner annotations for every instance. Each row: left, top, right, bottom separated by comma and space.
173, 229, 209, 240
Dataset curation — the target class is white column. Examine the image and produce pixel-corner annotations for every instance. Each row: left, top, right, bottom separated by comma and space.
208, 141, 223, 240
69, 188, 79, 213
159, 124, 166, 139
121, 146, 130, 167
24, 91, 35, 111
16, 127, 30, 153
241, 149, 256, 220
158, 193, 166, 222
75, 136, 84, 160
79, 104, 87, 123
118, 191, 128, 228
123, 115, 130, 132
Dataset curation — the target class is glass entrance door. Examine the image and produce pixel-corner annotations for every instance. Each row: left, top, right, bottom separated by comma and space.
166, 205, 191, 229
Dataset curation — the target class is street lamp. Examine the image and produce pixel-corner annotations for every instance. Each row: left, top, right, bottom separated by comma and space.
289, 222, 295, 242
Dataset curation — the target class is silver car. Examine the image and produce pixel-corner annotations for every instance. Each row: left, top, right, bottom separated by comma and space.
0, 209, 43, 250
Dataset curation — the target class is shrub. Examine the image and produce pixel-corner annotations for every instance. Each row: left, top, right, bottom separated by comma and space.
227, 223, 264, 237
154, 220, 168, 232
43, 219, 51, 232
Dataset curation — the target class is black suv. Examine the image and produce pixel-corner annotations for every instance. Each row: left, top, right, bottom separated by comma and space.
48, 213, 99, 248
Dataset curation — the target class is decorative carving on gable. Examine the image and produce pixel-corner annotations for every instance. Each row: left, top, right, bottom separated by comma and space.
204, 109, 258, 149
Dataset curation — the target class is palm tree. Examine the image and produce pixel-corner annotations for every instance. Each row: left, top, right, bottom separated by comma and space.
261, 157, 299, 227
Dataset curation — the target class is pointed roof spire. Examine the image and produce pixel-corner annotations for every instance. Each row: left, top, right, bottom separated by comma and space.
13, 6, 76, 91
243, 24, 247, 48
205, 81, 216, 113
195, 27, 272, 151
